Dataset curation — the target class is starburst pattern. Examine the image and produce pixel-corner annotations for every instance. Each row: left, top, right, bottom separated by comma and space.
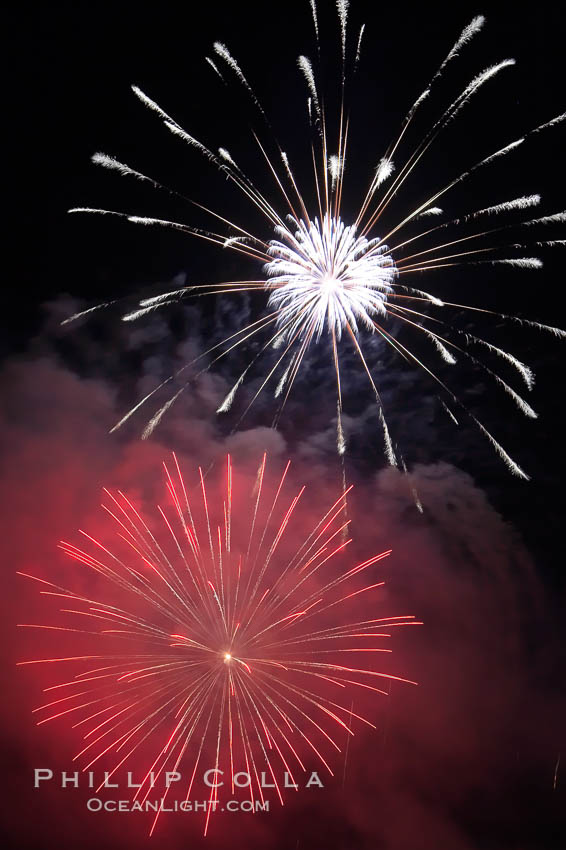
18, 455, 417, 834
266, 214, 396, 341
67, 2, 565, 478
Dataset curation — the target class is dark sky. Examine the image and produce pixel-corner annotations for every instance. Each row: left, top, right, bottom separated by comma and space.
4, 1, 566, 848
10, 0, 566, 576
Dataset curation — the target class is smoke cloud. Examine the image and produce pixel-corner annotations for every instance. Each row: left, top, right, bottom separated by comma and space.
1, 332, 563, 849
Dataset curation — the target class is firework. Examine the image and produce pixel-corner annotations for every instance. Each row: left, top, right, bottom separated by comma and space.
18, 454, 417, 835
67, 2, 565, 478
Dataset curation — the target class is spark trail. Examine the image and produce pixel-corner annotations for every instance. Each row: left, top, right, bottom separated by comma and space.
68, 2, 565, 478
18, 454, 417, 835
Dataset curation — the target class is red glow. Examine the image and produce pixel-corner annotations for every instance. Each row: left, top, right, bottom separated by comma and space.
18, 455, 416, 835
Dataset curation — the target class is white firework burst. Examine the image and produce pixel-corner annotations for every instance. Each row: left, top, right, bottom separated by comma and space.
67, 1, 565, 479
266, 214, 396, 342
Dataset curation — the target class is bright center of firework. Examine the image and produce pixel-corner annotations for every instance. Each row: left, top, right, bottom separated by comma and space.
320, 274, 340, 293
265, 213, 397, 343
223, 652, 232, 663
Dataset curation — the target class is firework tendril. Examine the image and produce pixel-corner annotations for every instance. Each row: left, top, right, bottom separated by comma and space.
68, 2, 565, 478
18, 454, 417, 835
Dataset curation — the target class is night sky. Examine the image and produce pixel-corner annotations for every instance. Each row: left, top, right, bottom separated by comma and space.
4, 1, 566, 848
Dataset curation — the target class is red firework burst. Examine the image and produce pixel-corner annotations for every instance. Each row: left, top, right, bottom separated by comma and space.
18, 454, 418, 835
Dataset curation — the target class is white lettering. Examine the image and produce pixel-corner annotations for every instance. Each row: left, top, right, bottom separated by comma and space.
204, 769, 224, 788
34, 769, 53, 787
306, 771, 324, 788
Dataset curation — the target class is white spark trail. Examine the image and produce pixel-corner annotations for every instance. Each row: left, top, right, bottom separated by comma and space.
355, 24, 365, 67
532, 112, 566, 134
91, 153, 157, 185
309, 0, 319, 43
374, 158, 394, 188
216, 373, 247, 413
336, 0, 349, 64
131, 85, 182, 128
440, 15, 485, 69
298, 56, 321, 121
67, 6, 565, 477
431, 336, 457, 365
205, 57, 225, 83
469, 195, 541, 220
494, 258, 542, 269
61, 301, 118, 326
213, 42, 266, 117
417, 207, 443, 218
394, 16, 485, 137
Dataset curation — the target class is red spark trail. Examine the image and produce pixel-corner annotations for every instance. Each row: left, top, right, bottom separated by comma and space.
18, 454, 418, 835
